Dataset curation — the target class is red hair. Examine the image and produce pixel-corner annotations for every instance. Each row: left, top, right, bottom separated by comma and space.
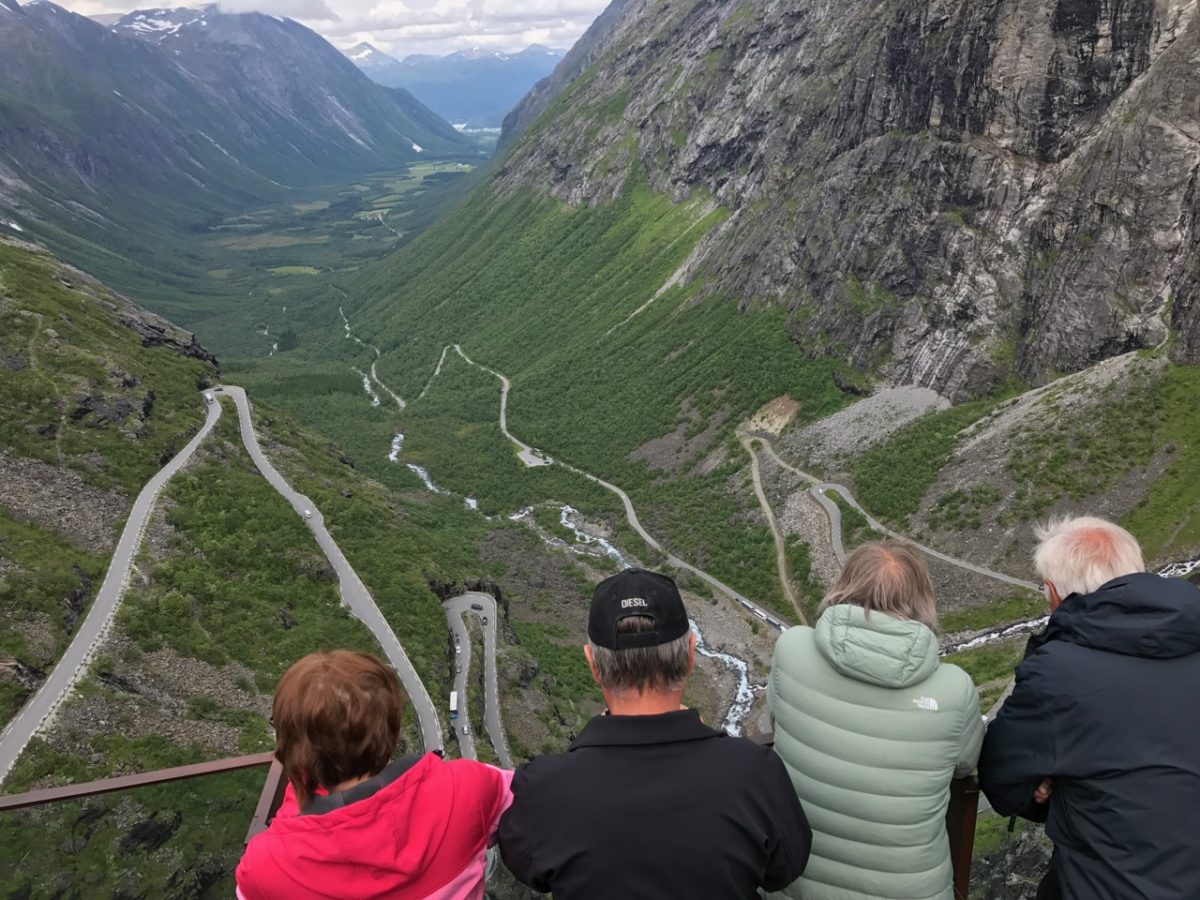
271, 650, 406, 806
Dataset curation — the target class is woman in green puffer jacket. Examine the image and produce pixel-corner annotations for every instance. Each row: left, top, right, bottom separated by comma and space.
768, 540, 984, 900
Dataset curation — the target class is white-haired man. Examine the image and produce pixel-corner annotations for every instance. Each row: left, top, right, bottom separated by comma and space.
978, 517, 1200, 900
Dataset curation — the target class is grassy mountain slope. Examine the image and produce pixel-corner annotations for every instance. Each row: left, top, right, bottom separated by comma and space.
0, 236, 217, 729
255, 180, 848, 619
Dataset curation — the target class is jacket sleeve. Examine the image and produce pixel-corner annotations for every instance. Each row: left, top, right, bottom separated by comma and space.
484, 765, 515, 845
977, 657, 1057, 819
496, 763, 552, 892
954, 674, 985, 779
761, 751, 813, 892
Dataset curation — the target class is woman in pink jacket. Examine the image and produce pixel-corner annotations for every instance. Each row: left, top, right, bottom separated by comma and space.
237, 650, 512, 899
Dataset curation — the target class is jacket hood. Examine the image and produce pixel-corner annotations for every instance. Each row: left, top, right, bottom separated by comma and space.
815, 604, 940, 688
1034, 572, 1200, 659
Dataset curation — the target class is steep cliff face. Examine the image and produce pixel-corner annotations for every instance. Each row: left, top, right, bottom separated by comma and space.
498, 0, 1199, 397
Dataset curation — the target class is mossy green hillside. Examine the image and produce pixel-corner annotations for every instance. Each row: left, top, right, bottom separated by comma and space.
117, 411, 388, 695
0, 239, 217, 729
236, 181, 849, 620
0, 240, 216, 493
848, 396, 1005, 526
0, 512, 107, 729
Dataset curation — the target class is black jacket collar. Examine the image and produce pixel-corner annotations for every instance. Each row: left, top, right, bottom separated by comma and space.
569, 709, 724, 750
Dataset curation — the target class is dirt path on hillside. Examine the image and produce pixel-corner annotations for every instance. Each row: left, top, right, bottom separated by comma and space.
741, 435, 805, 624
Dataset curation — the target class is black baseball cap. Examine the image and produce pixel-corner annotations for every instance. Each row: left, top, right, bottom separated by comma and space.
588, 568, 690, 650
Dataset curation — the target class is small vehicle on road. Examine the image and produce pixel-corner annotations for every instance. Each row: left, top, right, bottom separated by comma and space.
455, 645, 461, 654
203, 391, 215, 404
482, 616, 488, 625
462, 725, 469, 736
456, 664, 461, 674
470, 603, 484, 612
303, 509, 313, 520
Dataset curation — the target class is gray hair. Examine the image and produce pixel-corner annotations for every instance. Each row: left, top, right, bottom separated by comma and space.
1034, 516, 1144, 598
819, 540, 939, 631
588, 616, 691, 694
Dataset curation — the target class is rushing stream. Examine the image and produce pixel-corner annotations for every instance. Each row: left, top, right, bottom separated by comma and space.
354, 368, 380, 407
507, 505, 629, 567
1159, 558, 1200, 579
405, 463, 449, 494
387, 433, 404, 462
691, 622, 758, 735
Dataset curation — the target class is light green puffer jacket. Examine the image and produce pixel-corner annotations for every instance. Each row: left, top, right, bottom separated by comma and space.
767, 605, 983, 900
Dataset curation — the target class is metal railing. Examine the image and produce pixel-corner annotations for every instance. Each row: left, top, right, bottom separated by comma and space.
1, 739, 978, 894
0, 750, 285, 845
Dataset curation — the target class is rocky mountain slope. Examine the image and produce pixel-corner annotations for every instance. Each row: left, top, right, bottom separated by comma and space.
348, 42, 563, 127
497, 0, 1200, 398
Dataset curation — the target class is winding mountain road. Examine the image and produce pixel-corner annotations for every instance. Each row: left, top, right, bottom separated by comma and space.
217, 386, 442, 752
0, 397, 224, 786
443, 592, 512, 768
451, 346, 789, 631
0, 386, 444, 789
754, 439, 1039, 592
741, 436, 805, 623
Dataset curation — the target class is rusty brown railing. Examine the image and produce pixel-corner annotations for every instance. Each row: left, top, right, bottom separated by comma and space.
246, 758, 287, 842
0, 750, 286, 844
946, 774, 980, 899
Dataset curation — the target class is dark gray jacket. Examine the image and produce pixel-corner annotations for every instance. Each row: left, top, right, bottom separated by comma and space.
979, 573, 1200, 899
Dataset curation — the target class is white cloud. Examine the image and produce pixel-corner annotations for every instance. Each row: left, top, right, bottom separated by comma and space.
57, 0, 606, 56
218, 0, 339, 20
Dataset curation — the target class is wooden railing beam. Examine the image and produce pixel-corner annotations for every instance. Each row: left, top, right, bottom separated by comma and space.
0, 751, 274, 813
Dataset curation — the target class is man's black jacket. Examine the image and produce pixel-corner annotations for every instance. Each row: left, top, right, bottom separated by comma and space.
978, 573, 1200, 899
497, 709, 812, 898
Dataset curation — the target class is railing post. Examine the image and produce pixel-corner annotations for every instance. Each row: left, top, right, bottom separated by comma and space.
245, 759, 287, 844
946, 776, 980, 899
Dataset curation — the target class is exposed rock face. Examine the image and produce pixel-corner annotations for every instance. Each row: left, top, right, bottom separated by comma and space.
498, 0, 1200, 398
0, 450, 128, 551
970, 825, 1054, 899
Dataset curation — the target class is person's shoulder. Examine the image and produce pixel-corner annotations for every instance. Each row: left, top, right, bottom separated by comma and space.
775, 624, 816, 650
934, 661, 983, 708
772, 624, 817, 666
237, 825, 279, 890
708, 732, 782, 771
511, 749, 575, 791
442, 756, 514, 790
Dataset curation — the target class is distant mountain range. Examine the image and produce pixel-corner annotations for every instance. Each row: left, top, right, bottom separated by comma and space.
345, 42, 563, 128
0, 0, 472, 298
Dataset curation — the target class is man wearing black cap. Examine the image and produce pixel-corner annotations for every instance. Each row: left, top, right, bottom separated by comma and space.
497, 568, 812, 898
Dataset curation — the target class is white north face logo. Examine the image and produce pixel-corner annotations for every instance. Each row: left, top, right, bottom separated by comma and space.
912, 696, 939, 712
621, 597, 649, 609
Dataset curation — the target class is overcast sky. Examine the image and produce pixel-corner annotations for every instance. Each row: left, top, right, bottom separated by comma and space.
58, 0, 608, 57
